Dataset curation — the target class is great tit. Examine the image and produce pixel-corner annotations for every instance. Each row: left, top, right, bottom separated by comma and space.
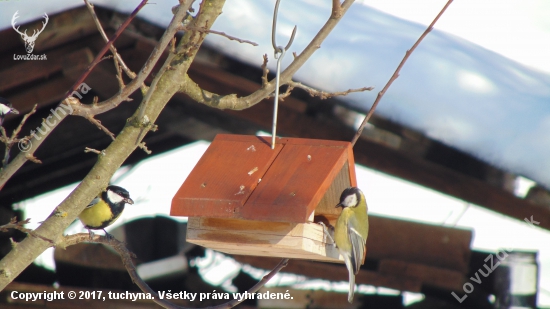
0, 97, 19, 126
334, 187, 369, 303
79, 185, 134, 235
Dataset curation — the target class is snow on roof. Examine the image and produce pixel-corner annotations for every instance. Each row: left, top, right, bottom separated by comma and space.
203, 1, 550, 189
1, 0, 549, 189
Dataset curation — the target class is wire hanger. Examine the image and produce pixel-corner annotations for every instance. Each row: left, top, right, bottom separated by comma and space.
270, 0, 297, 149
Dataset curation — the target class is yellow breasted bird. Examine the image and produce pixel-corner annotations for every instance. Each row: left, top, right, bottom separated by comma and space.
334, 187, 369, 303
79, 185, 134, 234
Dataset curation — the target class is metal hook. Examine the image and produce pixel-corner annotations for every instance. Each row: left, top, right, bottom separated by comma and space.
271, 0, 297, 149
271, 48, 285, 149
271, 0, 297, 55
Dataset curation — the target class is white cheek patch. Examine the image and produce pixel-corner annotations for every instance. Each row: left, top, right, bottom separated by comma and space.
341, 194, 358, 207
107, 189, 126, 204
0, 104, 11, 115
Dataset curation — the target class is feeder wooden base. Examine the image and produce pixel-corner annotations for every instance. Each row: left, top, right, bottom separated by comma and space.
187, 217, 344, 263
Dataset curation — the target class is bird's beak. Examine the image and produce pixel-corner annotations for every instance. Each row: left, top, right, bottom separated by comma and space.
335, 203, 343, 208
126, 198, 134, 205
10, 108, 19, 115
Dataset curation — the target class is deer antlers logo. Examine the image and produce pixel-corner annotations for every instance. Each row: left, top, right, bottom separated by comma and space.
12, 11, 49, 54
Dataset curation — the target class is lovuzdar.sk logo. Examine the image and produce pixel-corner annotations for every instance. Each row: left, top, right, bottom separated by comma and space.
11, 11, 48, 60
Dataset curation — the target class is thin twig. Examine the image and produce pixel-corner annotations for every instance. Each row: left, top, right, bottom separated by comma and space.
84, 0, 145, 92
278, 84, 293, 100
137, 142, 152, 155
170, 37, 177, 54
261, 54, 269, 87
0, 218, 54, 244
136, 63, 167, 122
0, 105, 37, 167
0, 219, 288, 309
60, 233, 289, 309
25, 154, 42, 164
84, 147, 102, 155
351, 0, 453, 146
288, 81, 373, 99
331, 0, 343, 18
113, 57, 126, 89
106, 1, 193, 121
0, 1, 194, 190
134, 1, 199, 131
66, 0, 149, 100
181, 25, 258, 46
10, 105, 37, 140
86, 116, 115, 140
0, 127, 7, 142
180, 0, 357, 111
0, 127, 9, 167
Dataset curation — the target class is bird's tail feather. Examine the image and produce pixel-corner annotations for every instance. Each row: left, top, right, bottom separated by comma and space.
348, 269, 355, 303
343, 254, 355, 303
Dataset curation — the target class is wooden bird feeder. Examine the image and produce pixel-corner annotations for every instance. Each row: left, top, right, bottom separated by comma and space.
171, 134, 357, 263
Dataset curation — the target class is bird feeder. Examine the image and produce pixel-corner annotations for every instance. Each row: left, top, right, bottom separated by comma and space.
171, 134, 357, 263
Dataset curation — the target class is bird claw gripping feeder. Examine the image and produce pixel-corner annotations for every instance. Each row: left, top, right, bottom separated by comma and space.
170, 134, 357, 263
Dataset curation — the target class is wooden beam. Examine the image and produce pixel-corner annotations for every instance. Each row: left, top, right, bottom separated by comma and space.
234, 255, 466, 294
352, 141, 550, 230
256, 287, 363, 308
3, 48, 94, 116
7, 76, 74, 113
0, 57, 61, 93
368, 216, 471, 273
378, 259, 464, 291
31, 6, 97, 54
233, 255, 423, 292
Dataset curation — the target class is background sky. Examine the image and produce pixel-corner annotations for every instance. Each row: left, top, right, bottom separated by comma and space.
364, 0, 550, 74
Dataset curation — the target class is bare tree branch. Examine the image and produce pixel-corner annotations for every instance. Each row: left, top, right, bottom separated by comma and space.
287, 81, 373, 99
0, 0, 199, 290
0, 104, 37, 167
25, 154, 42, 164
64, 234, 289, 309
84, 0, 146, 92
0, 219, 290, 309
84, 147, 103, 155
0, 0, 152, 188
72, 2, 194, 118
0, 218, 54, 244
67, 0, 149, 99
351, 0, 454, 146
182, 25, 258, 46
0, 1, 454, 306
86, 115, 115, 140
260, 54, 269, 87
179, 0, 357, 110
331, 0, 343, 18
0, 1, 193, 190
